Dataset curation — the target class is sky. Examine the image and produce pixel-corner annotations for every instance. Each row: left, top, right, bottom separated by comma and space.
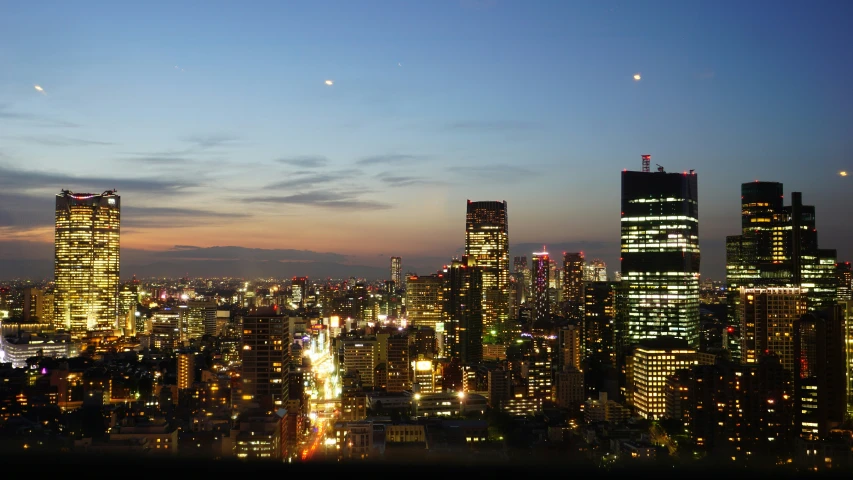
1, 0, 852, 280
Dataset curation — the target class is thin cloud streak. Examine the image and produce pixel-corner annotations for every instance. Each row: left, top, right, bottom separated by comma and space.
0, 104, 79, 128
376, 172, 441, 187
449, 164, 537, 181
0, 165, 200, 193
11, 135, 113, 147
355, 154, 427, 166
276, 155, 330, 168
251, 191, 392, 210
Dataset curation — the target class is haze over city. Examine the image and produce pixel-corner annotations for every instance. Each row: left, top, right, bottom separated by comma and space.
1, 0, 852, 280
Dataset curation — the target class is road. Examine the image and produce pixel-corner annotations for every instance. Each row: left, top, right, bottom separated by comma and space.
301, 335, 339, 461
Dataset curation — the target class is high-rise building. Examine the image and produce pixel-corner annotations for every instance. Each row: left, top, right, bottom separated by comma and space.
583, 259, 608, 282
726, 183, 839, 342
584, 281, 616, 365
620, 165, 700, 348
513, 256, 530, 305
240, 306, 291, 410
22, 287, 49, 323
177, 352, 195, 390
390, 257, 402, 286
562, 252, 585, 320
626, 337, 714, 419
342, 339, 377, 388
739, 287, 806, 373
444, 256, 483, 364
291, 277, 307, 309
54, 189, 120, 337
794, 309, 847, 440
836, 262, 852, 302
386, 333, 410, 392
531, 251, 550, 322
465, 200, 509, 339
558, 324, 583, 371
406, 274, 445, 331
182, 300, 217, 340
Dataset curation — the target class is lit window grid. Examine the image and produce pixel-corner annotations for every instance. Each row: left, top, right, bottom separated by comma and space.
632, 348, 698, 419
622, 271, 700, 345
54, 196, 120, 337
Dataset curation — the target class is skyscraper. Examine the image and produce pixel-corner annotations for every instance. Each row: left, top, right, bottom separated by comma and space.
531, 251, 550, 322
583, 259, 608, 282
390, 256, 402, 286
445, 256, 483, 364
620, 165, 700, 348
726, 183, 839, 346
562, 252, 585, 320
465, 200, 509, 340
837, 262, 852, 301
794, 308, 847, 440
54, 189, 120, 338
406, 274, 445, 331
240, 306, 291, 410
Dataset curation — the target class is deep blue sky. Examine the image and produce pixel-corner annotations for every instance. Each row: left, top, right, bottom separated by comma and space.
1, 0, 851, 279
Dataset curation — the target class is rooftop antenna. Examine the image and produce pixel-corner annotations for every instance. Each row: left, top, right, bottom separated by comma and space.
656, 164, 665, 173
641, 154, 651, 172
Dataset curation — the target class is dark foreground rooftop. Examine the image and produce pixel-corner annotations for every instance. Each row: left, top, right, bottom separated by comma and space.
1, 453, 850, 478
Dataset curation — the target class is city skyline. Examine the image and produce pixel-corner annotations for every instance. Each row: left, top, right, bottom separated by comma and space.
1, 1, 852, 280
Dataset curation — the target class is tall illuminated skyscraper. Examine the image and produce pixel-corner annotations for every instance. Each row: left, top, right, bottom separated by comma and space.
726, 183, 839, 347
390, 256, 402, 286
562, 252, 585, 321
620, 165, 700, 348
54, 189, 120, 338
445, 256, 483, 363
531, 251, 550, 322
465, 200, 509, 340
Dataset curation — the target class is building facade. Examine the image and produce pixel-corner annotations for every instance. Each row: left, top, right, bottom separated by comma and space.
54, 189, 121, 337
620, 167, 700, 348
465, 200, 509, 340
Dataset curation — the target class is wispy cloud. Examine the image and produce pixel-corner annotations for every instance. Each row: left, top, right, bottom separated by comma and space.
376, 171, 441, 188
449, 164, 536, 181
158, 245, 349, 263
276, 155, 329, 168
266, 173, 339, 189
122, 206, 250, 228
265, 169, 362, 189
250, 190, 392, 210
12, 135, 113, 147
0, 164, 200, 193
181, 133, 239, 150
697, 70, 716, 80
444, 120, 536, 132
0, 103, 79, 128
121, 133, 239, 165
121, 155, 200, 165
356, 154, 428, 166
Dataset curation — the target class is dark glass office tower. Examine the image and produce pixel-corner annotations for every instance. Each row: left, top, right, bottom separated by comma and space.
531, 251, 550, 322
562, 252, 585, 321
793, 307, 846, 440
445, 256, 483, 364
620, 167, 700, 348
465, 200, 509, 341
726, 184, 838, 334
